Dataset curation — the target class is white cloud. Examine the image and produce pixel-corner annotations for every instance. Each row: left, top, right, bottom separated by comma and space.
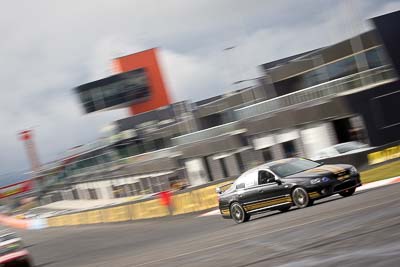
160, 49, 230, 101
0, 0, 399, 178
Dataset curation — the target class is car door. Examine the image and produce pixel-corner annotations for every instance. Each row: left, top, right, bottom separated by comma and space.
234, 170, 260, 208
249, 170, 291, 210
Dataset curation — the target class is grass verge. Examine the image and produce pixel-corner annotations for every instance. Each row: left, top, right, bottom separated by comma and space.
360, 160, 400, 184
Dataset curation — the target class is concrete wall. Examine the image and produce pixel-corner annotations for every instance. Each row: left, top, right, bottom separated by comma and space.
300, 122, 337, 158
184, 158, 209, 186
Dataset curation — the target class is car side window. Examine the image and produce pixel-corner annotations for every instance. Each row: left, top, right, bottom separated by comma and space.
258, 170, 275, 185
235, 171, 256, 189
236, 183, 245, 189
245, 174, 256, 188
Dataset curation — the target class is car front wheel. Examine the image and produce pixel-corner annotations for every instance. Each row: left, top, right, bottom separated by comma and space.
291, 187, 310, 208
230, 202, 250, 224
339, 188, 356, 197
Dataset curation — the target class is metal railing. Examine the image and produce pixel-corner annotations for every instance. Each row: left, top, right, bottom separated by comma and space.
235, 65, 397, 120
61, 146, 179, 182
171, 121, 240, 146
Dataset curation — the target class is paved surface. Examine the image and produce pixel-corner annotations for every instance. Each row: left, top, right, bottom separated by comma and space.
18, 183, 400, 267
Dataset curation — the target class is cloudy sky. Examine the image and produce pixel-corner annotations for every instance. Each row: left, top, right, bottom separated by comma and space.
0, 0, 399, 180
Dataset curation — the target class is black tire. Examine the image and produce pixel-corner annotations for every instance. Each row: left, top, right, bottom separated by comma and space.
339, 188, 356, 197
230, 202, 250, 224
291, 187, 310, 208
278, 206, 291, 213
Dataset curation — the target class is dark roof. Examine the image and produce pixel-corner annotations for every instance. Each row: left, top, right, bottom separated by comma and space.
260, 49, 320, 71
195, 95, 224, 106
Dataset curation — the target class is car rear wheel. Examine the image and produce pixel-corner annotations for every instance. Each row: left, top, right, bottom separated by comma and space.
230, 202, 250, 224
339, 188, 356, 197
291, 187, 310, 208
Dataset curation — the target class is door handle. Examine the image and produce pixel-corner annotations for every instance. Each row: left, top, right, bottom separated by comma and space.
259, 190, 264, 193
239, 194, 243, 198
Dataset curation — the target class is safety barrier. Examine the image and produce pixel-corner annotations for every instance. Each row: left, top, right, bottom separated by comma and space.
319, 140, 400, 171
46, 180, 232, 227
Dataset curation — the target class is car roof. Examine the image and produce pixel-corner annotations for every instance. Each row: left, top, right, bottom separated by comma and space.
239, 158, 296, 177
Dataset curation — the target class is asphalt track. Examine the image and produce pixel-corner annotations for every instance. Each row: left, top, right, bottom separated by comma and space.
18, 183, 400, 267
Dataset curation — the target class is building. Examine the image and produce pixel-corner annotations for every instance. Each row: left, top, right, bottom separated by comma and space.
37, 10, 400, 203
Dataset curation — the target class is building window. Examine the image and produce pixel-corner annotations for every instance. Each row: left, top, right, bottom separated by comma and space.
144, 140, 156, 152
366, 46, 388, 69
72, 189, 79, 200
326, 56, 358, 80
127, 144, 141, 156
154, 139, 166, 150
219, 158, 229, 178
88, 188, 98, 200
203, 157, 213, 181
282, 140, 297, 158
333, 118, 353, 143
239, 135, 250, 146
261, 147, 273, 162
235, 153, 245, 173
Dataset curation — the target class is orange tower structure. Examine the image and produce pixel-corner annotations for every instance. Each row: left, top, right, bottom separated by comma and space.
112, 48, 171, 115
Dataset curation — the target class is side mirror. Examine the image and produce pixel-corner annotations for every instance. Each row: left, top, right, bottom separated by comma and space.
266, 177, 282, 185
216, 187, 222, 194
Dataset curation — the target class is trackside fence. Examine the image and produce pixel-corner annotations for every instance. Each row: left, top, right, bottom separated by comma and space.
47, 180, 233, 227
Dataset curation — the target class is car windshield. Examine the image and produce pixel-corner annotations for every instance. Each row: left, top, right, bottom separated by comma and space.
270, 158, 321, 177
334, 142, 365, 154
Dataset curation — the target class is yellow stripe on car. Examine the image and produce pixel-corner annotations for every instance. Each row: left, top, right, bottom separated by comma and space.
244, 196, 291, 211
308, 192, 321, 199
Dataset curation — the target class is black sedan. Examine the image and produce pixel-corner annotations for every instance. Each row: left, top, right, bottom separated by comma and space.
216, 158, 361, 223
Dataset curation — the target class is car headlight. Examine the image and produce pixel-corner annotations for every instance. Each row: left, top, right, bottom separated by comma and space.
349, 166, 358, 175
310, 177, 330, 184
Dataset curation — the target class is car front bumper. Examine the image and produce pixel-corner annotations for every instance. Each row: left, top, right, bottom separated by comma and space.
308, 173, 362, 199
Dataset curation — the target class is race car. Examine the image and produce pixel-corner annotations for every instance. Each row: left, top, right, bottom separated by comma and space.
216, 158, 361, 223
0, 232, 33, 267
